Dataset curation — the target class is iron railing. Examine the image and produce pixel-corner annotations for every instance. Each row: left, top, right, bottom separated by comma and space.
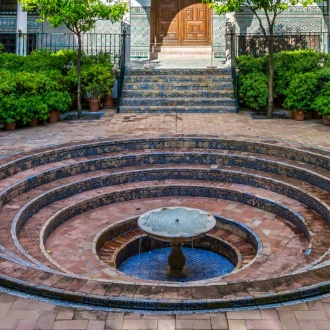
234, 32, 326, 57
0, 32, 124, 64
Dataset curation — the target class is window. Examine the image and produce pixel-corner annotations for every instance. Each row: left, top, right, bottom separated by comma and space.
0, 0, 17, 14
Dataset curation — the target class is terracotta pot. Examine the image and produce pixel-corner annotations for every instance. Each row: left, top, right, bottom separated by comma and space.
293, 111, 304, 121
322, 114, 330, 126
29, 118, 38, 127
312, 110, 322, 119
103, 94, 114, 107
89, 99, 100, 112
48, 110, 59, 123
4, 122, 16, 131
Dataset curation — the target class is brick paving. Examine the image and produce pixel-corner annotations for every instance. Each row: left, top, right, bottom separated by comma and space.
0, 109, 330, 329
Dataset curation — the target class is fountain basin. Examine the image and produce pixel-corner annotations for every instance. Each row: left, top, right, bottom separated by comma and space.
137, 207, 217, 277
137, 207, 217, 243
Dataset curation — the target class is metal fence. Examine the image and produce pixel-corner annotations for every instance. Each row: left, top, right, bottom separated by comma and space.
233, 32, 326, 57
0, 32, 124, 63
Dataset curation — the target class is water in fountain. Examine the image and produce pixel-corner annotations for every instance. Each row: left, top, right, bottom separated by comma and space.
118, 247, 235, 282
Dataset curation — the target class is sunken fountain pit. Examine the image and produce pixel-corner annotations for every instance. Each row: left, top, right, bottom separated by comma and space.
0, 136, 330, 312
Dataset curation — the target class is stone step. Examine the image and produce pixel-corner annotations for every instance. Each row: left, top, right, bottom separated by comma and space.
121, 90, 233, 98
122, 83, 233, 91
125, 68, 232, 76
120, 97, 236, 106
150, 46, 212, 59
119, 105, 237, 113
124, 75, 232, 83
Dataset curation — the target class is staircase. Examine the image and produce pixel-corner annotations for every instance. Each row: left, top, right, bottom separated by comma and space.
119, 68, 237, 113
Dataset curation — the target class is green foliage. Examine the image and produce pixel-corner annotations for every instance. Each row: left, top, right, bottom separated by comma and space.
0, 95, 20, 124
17, 95, 49, 124
20, 0, 127, 118
83, 52, 114, 66
0, 43, 5, 53
20, 0, 128, 34
283, 72, 320, 111
274, 50, 323, 97
312, 82, 330, 118
81, 64, 114, 99
239, 73, 268, 110
43, 91, 72, 112
0, 70, 17, 99
236, 55, 268, 76
0, 53, 26, 71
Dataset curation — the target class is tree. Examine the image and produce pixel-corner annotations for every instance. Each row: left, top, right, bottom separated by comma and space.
203, 0, 317, 118
20, 0, 128, 118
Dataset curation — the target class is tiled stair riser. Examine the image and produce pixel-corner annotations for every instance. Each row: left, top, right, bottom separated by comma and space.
20, 184, 312, 248
120, 68, 236, 113
1, 138, 329, 179
2, 154, 330, 221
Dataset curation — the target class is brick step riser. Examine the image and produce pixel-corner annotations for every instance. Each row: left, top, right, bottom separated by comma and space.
121, 91, 233, 98
121, 99, 236, 106
119, 106, 237, 113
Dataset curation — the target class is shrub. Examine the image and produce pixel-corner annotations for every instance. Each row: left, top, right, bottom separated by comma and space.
17, 95, 49, 124
239, 72, 268, 110
81, 64, 114, 99
43, 91, 72, 113
312, 81, 330, 119
0, 95, 20, 123
237, 55, 268, 76
274, 50, 321, 98
283, 72, 320, 111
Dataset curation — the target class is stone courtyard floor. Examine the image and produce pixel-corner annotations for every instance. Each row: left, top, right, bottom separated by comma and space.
0, 109, 330, 330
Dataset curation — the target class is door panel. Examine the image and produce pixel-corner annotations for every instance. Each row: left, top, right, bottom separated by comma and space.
181, 0, 209, 45
154, 0, 179, 45
152, 0, 210, 46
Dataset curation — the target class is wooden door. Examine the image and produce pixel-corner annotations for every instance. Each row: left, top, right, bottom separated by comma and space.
152, 0, 210, 46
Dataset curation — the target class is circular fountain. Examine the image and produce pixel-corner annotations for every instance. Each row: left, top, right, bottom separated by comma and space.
1, 136, 330, 312
137, 207, 216, 277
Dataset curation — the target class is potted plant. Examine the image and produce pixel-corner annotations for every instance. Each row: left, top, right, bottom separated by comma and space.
0, 95, 20, 131
82, 64, 114, 112
283, 72, 319, 121
312, 82, 330, 126
43, 91, 72, 123
18, 95, 49, 126
239, 72, 268, 111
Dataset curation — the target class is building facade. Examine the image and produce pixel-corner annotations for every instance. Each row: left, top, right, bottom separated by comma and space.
0, 0, 329, 59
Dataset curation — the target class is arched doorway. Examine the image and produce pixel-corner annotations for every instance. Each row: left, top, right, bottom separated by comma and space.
151, 0, 211, 46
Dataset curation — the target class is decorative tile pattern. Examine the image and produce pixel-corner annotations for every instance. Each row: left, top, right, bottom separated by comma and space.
130, 6, 150, 58
212, 12, 226, 58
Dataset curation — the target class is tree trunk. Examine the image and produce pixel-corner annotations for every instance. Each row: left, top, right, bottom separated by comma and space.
77, 32, 83, 119
267, 27, 275, 119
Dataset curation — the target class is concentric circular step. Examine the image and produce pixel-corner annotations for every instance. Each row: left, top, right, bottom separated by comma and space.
0, 136, 330, 312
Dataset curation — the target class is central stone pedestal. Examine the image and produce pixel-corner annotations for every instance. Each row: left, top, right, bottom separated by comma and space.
137, 206, 216, 279
167, 242, 187, 278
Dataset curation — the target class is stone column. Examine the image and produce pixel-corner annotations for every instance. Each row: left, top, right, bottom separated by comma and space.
16, 3, 28, 55
225, 13, 236, 64
121, 0, 131, 64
